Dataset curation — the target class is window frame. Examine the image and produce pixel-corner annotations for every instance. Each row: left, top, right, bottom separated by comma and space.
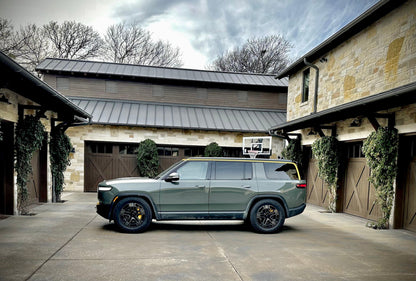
302, 68, 310, 103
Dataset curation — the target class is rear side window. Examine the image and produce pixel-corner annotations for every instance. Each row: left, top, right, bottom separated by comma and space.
264, 163, 299, 180
215, 162, 252, 180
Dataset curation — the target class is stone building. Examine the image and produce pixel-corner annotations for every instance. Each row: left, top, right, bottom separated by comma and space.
0, 51, 90, 214
36, 59, 288, 192
270, 0, 416, 231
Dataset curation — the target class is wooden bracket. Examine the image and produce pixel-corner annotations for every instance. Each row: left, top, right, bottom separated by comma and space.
314, 125, 336, 137
367, 113, 395, 131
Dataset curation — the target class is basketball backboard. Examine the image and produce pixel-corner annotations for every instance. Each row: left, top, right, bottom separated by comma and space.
242, 136, 272, 158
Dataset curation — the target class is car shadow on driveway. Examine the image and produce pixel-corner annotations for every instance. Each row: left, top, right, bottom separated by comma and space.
101, 220, 299, 233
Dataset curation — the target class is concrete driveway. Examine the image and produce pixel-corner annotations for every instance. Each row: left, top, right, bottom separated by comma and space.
0, 192, 415, 281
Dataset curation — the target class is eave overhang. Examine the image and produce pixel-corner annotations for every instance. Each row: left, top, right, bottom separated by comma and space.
269, 82, 416, 134
0, 51, 91, 122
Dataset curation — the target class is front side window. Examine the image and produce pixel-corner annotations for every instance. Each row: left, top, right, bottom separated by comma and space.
176, 161, 208, 180
215, 162, 252, 180
264, 162, 299, 180
302, 68, 310, 103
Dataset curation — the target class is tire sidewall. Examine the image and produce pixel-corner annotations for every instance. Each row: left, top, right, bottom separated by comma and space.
250, 199, 285, 233
114, 197, 152, 233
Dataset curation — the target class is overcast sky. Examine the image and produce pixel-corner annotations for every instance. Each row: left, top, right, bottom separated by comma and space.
0, 0, 378, 70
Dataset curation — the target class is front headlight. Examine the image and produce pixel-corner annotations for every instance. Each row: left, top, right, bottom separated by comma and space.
98, 186, 112, 191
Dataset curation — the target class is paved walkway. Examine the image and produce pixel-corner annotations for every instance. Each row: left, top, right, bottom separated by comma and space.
0, 192, 415, 281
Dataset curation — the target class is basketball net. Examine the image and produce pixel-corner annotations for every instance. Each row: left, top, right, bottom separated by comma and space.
248, 150, 258, 159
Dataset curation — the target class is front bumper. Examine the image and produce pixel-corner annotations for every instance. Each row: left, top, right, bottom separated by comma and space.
96, 203, 111, 220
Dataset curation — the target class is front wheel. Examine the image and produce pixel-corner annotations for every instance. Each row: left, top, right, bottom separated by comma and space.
113, 197, 152, 233
249, 199, 285, 233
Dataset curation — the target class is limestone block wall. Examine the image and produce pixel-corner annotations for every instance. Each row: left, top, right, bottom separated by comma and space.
64, 125, 284, 191
287, 0, 416, 121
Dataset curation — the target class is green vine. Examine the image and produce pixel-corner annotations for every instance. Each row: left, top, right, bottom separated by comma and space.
205, 142, 223, 157
362, 127, 399, 229
282, 138, 303, 167
137, 139, 160, 178
50, 127, 72, 202
312, 136, 340, 212
15, 115, 45, 214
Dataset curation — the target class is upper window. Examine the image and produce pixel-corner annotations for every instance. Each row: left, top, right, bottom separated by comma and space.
264, 163, 299, 180
302, 68, 310, 103
176, 161, 209, 180
215, 162, 252, 180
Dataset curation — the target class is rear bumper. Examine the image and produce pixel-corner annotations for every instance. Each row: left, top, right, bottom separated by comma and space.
288, 203, 306, 218
96, 203, 111, 220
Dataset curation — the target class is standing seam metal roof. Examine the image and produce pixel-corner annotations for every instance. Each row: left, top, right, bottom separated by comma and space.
70, 97, 286, 133
36, 58, 288, 88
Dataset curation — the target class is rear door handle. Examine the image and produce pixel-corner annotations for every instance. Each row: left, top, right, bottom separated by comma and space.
195, 185, 206, 188
242, 185, 251, 188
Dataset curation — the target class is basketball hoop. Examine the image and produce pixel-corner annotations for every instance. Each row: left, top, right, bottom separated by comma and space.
247, 150, 258, 159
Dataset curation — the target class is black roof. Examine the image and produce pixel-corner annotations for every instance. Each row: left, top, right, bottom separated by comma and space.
36, 58, 288, 92
276, 0, 406, 79
71, 97, 286, 133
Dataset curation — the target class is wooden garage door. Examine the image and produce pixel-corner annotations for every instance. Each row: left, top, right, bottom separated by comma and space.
404, 153, 416, 232
306, 159, 330, 208
343, 158, 382, 220
84, 142, 140, 192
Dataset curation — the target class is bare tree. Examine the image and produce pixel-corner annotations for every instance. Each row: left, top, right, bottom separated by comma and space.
15, 24, 50, 73
43, 21, 102, 60
102, 22, 182, 67
210, 35, 292, 74
0, 18, 23, 58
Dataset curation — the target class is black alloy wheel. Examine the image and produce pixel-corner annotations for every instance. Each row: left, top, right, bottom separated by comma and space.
250, 199, 285, 233
114, 197, 152, 233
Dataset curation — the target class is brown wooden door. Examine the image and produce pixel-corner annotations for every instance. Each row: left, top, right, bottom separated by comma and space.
343, 158, 382, 220
306, 159, 330, 209
404, 157, 416, 232
26, 134, 47, 205
84, 142, 141, 192
0, 120, 14, 215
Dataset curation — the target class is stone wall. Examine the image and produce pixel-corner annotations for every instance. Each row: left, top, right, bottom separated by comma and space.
287, 0, 416, 121
64, 125, 284, 191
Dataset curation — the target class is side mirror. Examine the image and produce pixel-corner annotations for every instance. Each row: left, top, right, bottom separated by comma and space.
165, 172, 179, 182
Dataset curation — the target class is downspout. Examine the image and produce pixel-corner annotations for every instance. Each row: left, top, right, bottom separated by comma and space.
303, 58, 319, 114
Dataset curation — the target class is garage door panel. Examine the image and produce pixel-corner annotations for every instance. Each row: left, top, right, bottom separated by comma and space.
85, 154, 113, 192
404, 158, 416, 232
343, 158, 382, 220
306, 159, 329, 208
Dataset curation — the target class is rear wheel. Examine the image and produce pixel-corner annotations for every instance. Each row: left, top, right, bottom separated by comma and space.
249, 199, 285, 233
114, 197, 152, 233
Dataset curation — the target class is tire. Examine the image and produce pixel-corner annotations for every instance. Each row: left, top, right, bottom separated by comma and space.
113, 197, 152, 233
249, 199, 285, 233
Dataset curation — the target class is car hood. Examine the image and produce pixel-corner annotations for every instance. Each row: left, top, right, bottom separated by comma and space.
105, 177, 158, 185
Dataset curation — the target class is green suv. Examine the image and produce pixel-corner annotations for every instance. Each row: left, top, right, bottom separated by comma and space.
97, 157, 306, 233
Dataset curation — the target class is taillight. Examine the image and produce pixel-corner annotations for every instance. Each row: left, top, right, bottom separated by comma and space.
296, 183, 306, 188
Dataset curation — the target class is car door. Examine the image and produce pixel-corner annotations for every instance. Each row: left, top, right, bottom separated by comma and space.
209, 161, 257, 213
159, 160, 210, 217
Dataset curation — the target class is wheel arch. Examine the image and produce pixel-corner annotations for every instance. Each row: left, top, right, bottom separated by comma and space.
245, 195, 289, 220
109, 193, 159, 221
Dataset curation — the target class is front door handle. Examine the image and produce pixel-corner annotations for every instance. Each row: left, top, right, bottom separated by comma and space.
242, 185, 251, 188
195, 185, 206, 188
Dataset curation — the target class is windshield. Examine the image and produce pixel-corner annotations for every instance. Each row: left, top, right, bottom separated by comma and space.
154, 160, 184, 179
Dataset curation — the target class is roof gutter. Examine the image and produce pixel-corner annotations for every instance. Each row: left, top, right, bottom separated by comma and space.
303, 58, 319, 114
